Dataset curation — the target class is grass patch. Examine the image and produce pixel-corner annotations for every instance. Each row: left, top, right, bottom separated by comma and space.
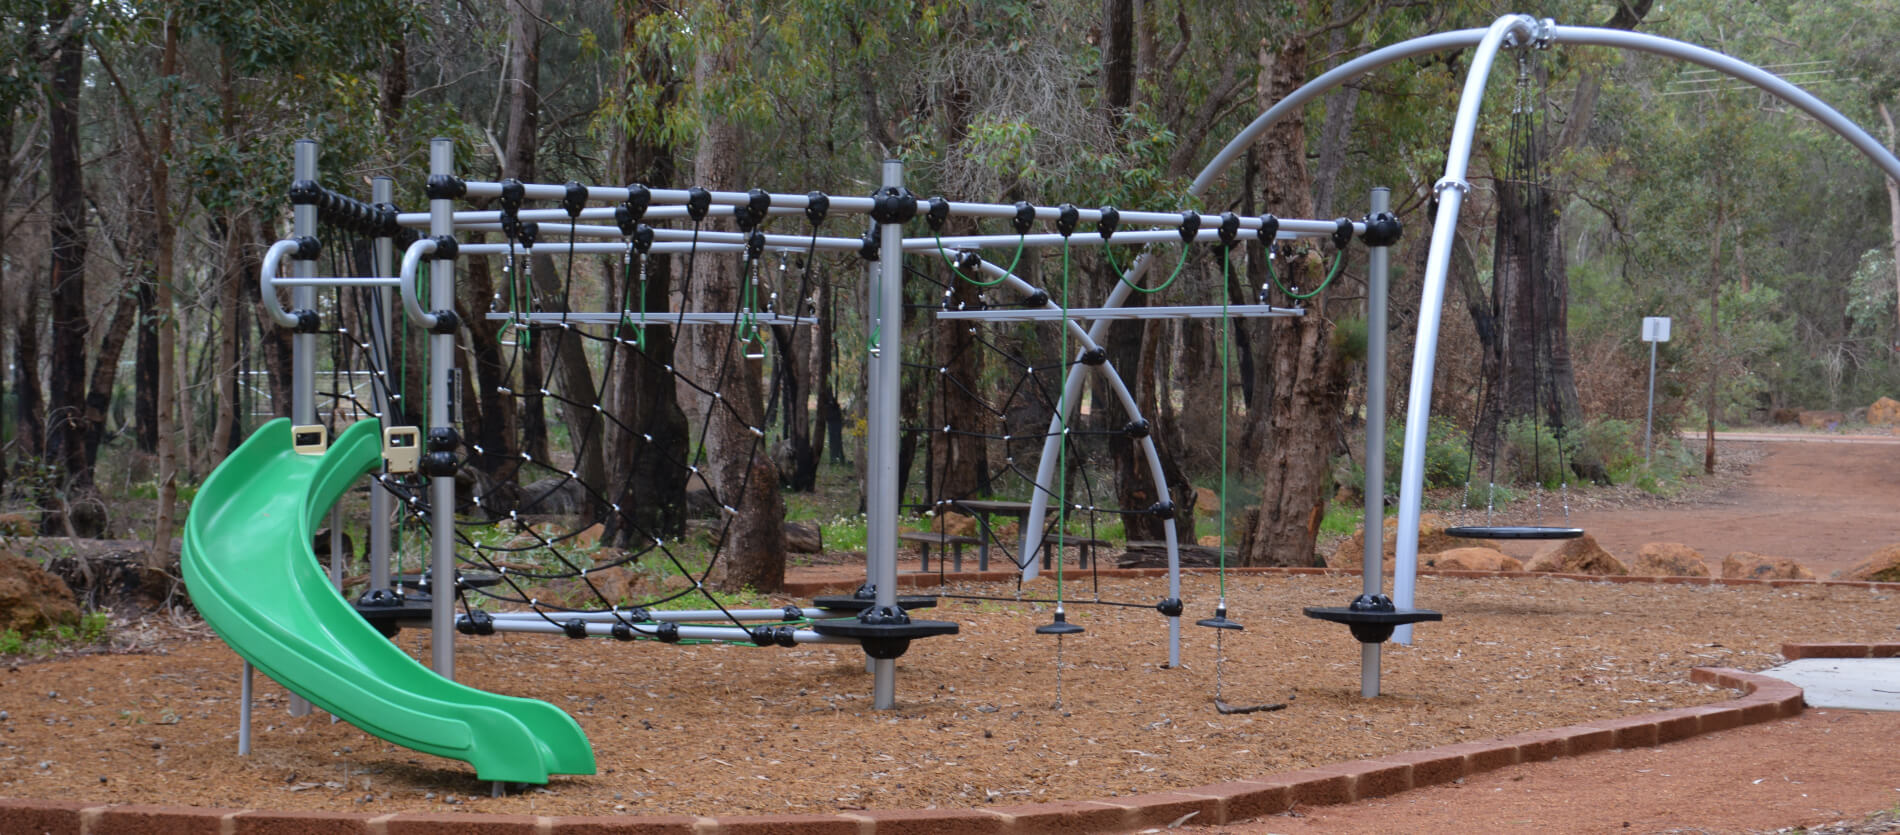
0, 611, 112, 659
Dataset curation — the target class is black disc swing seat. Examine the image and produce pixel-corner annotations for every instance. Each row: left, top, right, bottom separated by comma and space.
1444, 525, 1583, 540
1303, 594, 1441, 645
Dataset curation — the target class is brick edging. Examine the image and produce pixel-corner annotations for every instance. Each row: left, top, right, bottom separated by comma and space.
1782, 641, 1900, 659
0, 668, 1805, 834
780, 566, 1900, 597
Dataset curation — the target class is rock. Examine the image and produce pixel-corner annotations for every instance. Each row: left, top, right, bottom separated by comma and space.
684, 486, 721, 519
1722, 551, 1814, 580
0, 551, 81, 635
1796, 410, 1844, 430
519, 476, 590, 516
1870, 397, 1900, 426
1842, 545, 1900, 583
1769, 407, 1800, 425
1425, 547, 1522, 572
572, 524, 605, 549
528, 562, 642, 609
1525, 535, 1628, 575
1327, 514, 1495, 570
784, 521, 822, 554
1630, 542, 1711, 577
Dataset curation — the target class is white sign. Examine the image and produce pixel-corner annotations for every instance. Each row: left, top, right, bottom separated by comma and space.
1642, 316, 1672, 343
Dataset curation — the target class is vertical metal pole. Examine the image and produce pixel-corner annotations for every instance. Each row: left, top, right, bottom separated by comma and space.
1361, 187, 1391, 698
369, 176, 396, 592
428, 138, 457, 679
287, 139, 317, 719
871, 159, 904, 709
1644, 341, 1657, 467
238, 660, 253, 754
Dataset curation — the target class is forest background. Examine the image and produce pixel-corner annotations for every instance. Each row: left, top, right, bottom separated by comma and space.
4, 0, 1899, 587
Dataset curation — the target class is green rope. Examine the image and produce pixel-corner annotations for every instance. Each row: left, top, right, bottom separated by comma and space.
1265, 248, 1346, 300
507, 247, 532, 348
618, 248, 647, 352
936, 233, 1018, 287
1105, 242, 1190, 294
1217, 247, 1231, 600
1055, 237, 1070, 604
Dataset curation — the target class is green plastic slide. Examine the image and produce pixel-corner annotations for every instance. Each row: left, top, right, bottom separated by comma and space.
182, 418, 595, 783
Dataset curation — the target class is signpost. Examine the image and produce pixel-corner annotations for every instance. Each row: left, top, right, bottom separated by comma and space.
1642, 316, 1671, 465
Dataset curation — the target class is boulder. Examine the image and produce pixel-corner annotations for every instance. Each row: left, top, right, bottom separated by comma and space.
1630, 542, 1711, 577
934, 512, 979, 538
1526, 535, 1628, 575
1797, 410, 1844, 430
1327, 514, 1495, 570
1769, 407, 1800, 426
1425, 547, 1523, 572
785, 521, 823, 554
1722, 551, 1814, 580
571, 523, 605, 549
0, 512, 35, 537
0, 551, 81, 635
1842, 545, 1900, 583
1869, 397, 1900, 426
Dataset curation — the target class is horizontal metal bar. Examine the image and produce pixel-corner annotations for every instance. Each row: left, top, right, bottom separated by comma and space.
485, 607, 830, 622
471, 617, 856, 645
935, 304, 1304, 322
482, 311, 815, 327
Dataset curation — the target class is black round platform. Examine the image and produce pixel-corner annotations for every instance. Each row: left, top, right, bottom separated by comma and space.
811, 594, 939, 613
1445, 525, 1584, 540
353, 591, 438, 638
811, 617, 960, 659
1304, 598, 1442, 644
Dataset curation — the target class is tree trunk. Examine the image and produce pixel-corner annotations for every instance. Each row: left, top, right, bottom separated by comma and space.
529, 251, 609, 522
505, 0, 547, 463
81, 285, 138, 465
1881, 102, 1900, 336
13, 280, 45, 466
1237, 35, 1352, 567
1101, 0, 1134, 122
683, 42, 784, 591
0, 80, 13, 489
45, 4, 91, 514
150, 13, 180, 567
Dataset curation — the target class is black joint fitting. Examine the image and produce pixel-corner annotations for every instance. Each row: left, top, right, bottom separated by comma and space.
1020, 289, 1050, 307
1079, 347, 1107, 366
373, 203, 401, 237
291, 235, 322, 261
782, 606, 804, 622
1010, 201, 1036, 235
686, 187, 712, 221
744, 188, 771, 229
421, 450, 457, 477
1218, 212, 1241, 248
357, 588, 401, 609
1056, 203, 1079, 237
1123, 418, 1150, 438
461, 610, 496, 636
1149, 500, 1175, 519
858, 604, 912, 626
1362, 211, 1403, 247
853, 582, 877, 600
869, 186, 917, 225
498, 179, 524, 213
293, 310, 321, 334
426, 174, 466, 200
428, 309, 459, 335
656, 622, 681, 643
614, 204, 638, 236
858, 233, 879, 262
562, 618, 588, 639
1332, 217, 1354, 249
611, 621, 635, 641
925, 196, 950, 231
516, 222, 539, 248
426, 426, 460, 452
624, 184, 651, 220
632, 224, 655, 254
562, 181, 588, 218
1157, 597, 1184, 617
749, 626, 776, 647
746, 229, 766, 259
774, 626, 798, 648
1178, 210, 1201, 244
804, 191, 830, 225
1350, 593, 1396, 612
1097, 206, 1120, 240
625, 607, 650, 623
431, 235, 459, 261
288, 179, 322, 205
956, 251, 982, 273
499, 212, 522, 239
1257, 214, 1280, 244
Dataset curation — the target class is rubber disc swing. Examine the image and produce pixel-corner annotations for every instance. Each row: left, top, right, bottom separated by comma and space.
1445, 50, 1582, 543
1199, 217, 1284, 716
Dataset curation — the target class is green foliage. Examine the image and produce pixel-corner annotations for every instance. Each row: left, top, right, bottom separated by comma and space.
0, 612, 111, 658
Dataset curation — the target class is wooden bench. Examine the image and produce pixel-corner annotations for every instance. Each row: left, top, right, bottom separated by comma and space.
1037, 534, 1112, 570
898, 531, 984, 572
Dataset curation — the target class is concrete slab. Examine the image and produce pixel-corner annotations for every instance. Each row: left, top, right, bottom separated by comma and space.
1758, 658, 1900, 711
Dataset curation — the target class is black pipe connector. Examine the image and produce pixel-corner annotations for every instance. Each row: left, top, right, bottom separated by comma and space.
804, 191, 830, 225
